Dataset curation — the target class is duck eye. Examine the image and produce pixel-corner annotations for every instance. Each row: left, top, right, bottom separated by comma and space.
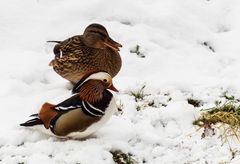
103, 79, 107, 83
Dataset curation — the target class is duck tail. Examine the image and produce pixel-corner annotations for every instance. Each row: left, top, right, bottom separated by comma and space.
47, 41, 62, 44
20, 114, 43, 127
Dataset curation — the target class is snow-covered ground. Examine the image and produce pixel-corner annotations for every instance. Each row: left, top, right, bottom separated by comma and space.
1, 0, 240, 163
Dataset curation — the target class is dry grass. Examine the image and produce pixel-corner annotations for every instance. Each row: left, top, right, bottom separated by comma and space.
193, 100, 240, 142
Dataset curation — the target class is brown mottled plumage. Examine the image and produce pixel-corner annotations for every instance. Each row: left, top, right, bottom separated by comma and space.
49, 23, 122, 84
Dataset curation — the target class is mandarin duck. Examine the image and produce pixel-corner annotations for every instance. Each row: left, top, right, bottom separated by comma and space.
48, 23, 122, 84
20, 71, 118, 139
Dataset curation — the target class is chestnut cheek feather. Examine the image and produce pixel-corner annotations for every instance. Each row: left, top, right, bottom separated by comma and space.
79, 80, 105, 103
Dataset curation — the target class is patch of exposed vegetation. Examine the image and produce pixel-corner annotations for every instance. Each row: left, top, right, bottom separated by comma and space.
221, 91, 236, 101
116, 100, 124, 114
48, 154, 53, 158
130, 45, 145, 58
129, 86, 172, 111
111, 150, 135, 164
130, 85, 147, 102
201, 41, 215, 53
120, 21, 132, 26
193, 100, 240, 142
147, 100, 157, 107
187, 98, 202, 107
17, 142, 24, 147
136, 105, 142, 111
229, 148, 239, 160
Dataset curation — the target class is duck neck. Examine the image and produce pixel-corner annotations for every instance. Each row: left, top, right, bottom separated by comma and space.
90, 90, 113, 109
80, 90, 113, 117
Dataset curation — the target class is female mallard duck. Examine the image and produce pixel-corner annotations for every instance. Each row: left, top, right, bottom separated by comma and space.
20, 71, 118, 139
49, 23, 122, 84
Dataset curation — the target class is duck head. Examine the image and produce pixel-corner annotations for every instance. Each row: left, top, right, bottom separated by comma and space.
83, 23, 122, 52
72, 71, 118, 103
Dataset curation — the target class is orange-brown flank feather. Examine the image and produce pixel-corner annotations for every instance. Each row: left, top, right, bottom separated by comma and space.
39, 102, 57, 129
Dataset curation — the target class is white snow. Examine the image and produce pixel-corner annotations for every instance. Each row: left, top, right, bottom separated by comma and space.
1, 0, 240, 163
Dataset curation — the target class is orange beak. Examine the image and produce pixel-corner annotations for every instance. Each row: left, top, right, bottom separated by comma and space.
104, 37, 122, 52
108, 84, 119, 92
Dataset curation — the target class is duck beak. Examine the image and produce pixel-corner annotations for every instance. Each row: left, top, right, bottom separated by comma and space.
104, 37, 122, 52
108, 84, 119, 92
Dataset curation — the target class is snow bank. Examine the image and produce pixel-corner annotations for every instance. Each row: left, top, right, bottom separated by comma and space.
1, 0, 240, 163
